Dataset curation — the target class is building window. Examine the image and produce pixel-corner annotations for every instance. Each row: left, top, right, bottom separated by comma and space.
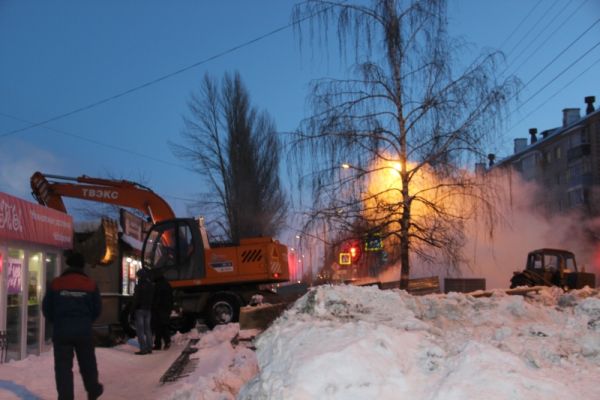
581, 128, 589, 144
583, 159, 592, 173
568, 188, 584, 207
545, 151, 552, 164
555, 146, 561, 160
572, 163, 581, 177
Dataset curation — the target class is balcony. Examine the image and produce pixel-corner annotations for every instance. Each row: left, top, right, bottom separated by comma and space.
568, 173, 593, 187
567, 144, 590, 162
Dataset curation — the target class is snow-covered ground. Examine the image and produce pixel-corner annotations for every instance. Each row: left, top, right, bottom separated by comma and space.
2, 285, 599, 399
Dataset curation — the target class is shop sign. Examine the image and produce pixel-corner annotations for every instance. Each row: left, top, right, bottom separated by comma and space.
0, 192, 72, 248
120, 209, 151, 242
7, 259, 22, 294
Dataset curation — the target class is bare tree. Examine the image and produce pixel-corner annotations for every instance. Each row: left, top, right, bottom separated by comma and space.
171, 72, 287, 242
292, 0, 519, 288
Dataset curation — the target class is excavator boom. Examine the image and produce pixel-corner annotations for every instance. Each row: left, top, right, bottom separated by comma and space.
31, 171, 175, 223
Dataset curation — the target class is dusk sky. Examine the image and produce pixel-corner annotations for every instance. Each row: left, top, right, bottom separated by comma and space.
1, 0, 599, 236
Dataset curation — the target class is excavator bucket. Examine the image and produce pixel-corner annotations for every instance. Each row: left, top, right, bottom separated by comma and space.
73, 218, 119, 266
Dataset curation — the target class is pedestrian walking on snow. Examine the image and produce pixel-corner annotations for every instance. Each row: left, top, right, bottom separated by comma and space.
131, 268, 155, 355
42, 250, 104, 400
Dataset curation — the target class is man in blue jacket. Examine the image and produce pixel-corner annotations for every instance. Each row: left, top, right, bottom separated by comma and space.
43, 251, 104, 400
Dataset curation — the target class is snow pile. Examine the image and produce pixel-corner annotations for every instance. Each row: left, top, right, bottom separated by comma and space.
239, 285, 600, 400
167, 324, 258, 400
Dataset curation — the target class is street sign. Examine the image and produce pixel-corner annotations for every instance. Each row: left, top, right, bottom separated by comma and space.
365, 235, 383, 251
339, 252, 351, 265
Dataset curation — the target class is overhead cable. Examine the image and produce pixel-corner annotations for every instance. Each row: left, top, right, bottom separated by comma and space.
0, 2, 332, 139
509, 55, 600, 130
497, 0, 544, 51
504, 0, 561, 60
0, 111, 189, 170
507, 0, 589, 78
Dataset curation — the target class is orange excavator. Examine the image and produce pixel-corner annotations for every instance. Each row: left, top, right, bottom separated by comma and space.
31, 171, 290, 329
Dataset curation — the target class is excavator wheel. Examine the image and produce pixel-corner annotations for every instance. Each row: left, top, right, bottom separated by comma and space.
206, 293, 241, 329
171, 313, 198, 334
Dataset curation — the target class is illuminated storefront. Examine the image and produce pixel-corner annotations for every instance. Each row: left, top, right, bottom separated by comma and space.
121, 256, 142, 295
0, 192, 72, 362
119, 209, 149, 295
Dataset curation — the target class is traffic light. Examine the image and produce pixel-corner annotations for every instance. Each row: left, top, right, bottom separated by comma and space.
349, 245, 361, 262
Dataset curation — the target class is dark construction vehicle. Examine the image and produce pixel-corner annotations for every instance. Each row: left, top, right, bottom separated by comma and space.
510, 248, 596, 290
30, 171, 290, 333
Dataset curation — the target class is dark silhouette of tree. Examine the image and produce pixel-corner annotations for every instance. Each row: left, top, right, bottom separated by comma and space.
171, 72, 287, 242
292, 0, 519, 288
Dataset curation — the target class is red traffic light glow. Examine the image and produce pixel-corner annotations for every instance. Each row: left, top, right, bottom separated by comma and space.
340, 240, 362, 264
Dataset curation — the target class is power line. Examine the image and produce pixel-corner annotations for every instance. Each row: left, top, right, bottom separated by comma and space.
0, 2, 330, 139
504, 0, 561, 60
519, 39, 600, 110
497, 0, 544, 51
507, 0, 589, 78
509, 55, 600, 131
521, 18, 600, 91
502, 25, 600, 140
501, 17, 599, 127
0, 111, 189, 170
162, 193, 200, 204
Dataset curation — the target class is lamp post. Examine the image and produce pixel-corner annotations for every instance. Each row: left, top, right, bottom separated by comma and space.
295, 235, 303, 283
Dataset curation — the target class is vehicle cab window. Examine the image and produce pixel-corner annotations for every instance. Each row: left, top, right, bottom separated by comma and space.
143, 222, 178, 270
544, 254, 559, 272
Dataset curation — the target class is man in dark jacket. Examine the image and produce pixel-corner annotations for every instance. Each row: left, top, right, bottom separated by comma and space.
152, 270, 174, 350
42, 250, 104, 400
131, 268, 155, 355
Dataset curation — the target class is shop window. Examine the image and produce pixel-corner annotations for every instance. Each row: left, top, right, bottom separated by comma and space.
26, 252, 42, 356
6, 248, 24, 362
121, 256, 141, 295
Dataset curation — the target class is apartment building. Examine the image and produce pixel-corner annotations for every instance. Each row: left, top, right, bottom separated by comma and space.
492, 96, 599, 216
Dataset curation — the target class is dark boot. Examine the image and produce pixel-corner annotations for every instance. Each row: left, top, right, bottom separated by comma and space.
88, 383, 103, 400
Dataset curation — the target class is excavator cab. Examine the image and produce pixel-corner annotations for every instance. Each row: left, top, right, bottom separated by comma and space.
142, 218, 206, 281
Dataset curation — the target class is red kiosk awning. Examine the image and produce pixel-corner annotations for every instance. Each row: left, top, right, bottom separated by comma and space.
0, 192, 72, 249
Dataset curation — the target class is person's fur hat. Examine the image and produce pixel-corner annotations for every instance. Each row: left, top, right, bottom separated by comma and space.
65, 251, 85, 269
